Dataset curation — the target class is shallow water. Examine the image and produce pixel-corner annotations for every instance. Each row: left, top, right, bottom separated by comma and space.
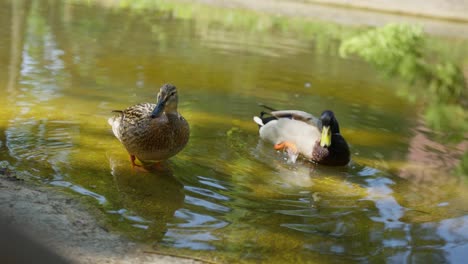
1, 0, 467, 263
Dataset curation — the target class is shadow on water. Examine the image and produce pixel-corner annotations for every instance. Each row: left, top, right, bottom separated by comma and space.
0, 0, 467, 263
107, 154, 185, 242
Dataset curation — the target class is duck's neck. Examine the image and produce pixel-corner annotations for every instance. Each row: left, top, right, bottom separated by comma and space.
164, 105, 178, 114
163, 97, 179, 114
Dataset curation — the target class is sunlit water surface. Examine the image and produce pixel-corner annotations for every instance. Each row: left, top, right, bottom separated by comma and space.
1, 1, 467, 263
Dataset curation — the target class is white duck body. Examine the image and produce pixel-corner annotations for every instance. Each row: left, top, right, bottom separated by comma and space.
254, 110, 321, 159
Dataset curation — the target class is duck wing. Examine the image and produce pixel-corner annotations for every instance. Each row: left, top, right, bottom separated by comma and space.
270, 110, 319, 126
108, 103, 154, 142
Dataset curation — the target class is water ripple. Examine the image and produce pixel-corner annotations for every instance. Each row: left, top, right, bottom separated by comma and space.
164, 230, 218, 250
197, 175, 229, 190
50, 180, 107, 204
184, 186, 229, 201
172, 208, 229, 229
184, 195, 230, 213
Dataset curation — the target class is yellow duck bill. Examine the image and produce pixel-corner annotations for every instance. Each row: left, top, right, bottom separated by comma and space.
320, 125, 331, 147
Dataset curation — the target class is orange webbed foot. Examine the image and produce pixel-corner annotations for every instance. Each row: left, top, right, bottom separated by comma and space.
147, 161, 165, 171
274, 141, 298, 153
274, 141, 299, 163
130, 155, 149, 172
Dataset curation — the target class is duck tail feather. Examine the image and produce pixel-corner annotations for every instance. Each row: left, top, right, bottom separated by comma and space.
260, 111, 269, 118
109, 110, 124, 127
257, 103, 277, 112
253, 116, 264, 126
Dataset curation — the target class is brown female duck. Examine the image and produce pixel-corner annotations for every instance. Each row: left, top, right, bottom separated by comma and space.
108, 84, 189, 168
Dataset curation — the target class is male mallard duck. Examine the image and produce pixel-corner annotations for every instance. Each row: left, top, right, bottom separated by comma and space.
253, 108, 350, 166
108, 84, 189, 168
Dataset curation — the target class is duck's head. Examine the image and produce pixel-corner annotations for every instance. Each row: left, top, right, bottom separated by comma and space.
318, 110, 340, 148
151, 84, 179, 118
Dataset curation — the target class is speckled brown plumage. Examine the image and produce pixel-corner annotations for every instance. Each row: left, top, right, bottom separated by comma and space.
311, 134, 350, 166
108, 84, 189, 163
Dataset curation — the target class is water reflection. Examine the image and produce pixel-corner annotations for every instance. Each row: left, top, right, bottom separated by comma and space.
109, 154, 184, 241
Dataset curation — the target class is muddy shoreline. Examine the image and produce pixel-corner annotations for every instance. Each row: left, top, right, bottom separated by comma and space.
0, 174, 201, 264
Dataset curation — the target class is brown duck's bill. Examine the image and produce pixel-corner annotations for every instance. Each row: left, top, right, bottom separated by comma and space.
320, 125, 331, 147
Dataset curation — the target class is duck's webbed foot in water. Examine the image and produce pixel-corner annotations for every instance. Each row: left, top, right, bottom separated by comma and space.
274, 141, 299, 164
148, 161, 165, 170
130, 155, 149, 172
